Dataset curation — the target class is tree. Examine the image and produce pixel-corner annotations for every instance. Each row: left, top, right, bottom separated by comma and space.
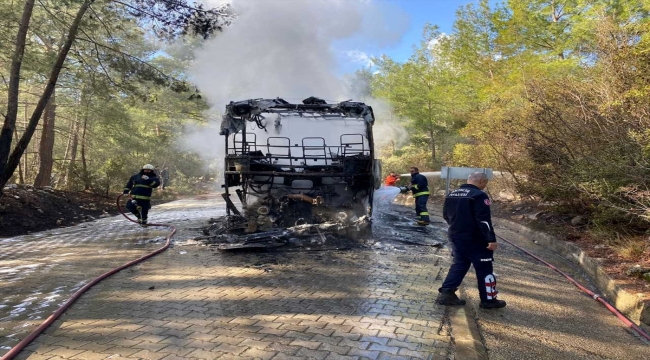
0, 0, 233, 193
372, 24, 470, 167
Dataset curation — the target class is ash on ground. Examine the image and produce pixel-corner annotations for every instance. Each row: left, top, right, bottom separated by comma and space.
194, 203, 445, 252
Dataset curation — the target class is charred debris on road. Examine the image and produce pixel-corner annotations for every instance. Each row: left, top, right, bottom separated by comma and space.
199, 97, 386, 251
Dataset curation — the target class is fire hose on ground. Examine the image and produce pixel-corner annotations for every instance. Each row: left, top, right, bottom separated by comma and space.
495, 234, 650, 342
0, 194, 176, 360
2, 198, 648, 360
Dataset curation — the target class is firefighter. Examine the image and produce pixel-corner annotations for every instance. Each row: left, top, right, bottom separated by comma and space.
124, 164, 160, 225
399, 167, 430, 225
384, 171, 400, 186
437, 172, 506, 309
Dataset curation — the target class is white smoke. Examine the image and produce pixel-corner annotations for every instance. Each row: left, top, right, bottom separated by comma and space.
182, 0, 410, 179
367, 99, 410, 150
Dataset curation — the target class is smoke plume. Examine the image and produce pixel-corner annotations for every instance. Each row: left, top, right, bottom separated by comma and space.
182, 0, 410, 179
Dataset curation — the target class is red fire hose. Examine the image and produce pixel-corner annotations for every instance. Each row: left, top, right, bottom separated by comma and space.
1, 194, 176, 360
496, 234, 650, 342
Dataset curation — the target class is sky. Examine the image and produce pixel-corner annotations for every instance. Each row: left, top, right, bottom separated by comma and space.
334, 0, 493, 73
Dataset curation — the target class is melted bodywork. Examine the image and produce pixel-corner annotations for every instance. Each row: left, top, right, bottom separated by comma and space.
216, 97, 381, 248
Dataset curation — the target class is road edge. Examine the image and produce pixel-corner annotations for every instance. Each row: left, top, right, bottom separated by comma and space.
492, 217, 650, 334
446, 285, 489, 360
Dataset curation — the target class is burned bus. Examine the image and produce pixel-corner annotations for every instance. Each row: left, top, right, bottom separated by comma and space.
218, 97, 381, 236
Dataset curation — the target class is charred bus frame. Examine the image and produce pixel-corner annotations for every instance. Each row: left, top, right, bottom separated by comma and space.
219, 97, 380, 230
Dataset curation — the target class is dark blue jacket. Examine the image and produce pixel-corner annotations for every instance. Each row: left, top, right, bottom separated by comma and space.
443, 184, 496, 246
124, 171, 160, 200
410, 173, 430, 197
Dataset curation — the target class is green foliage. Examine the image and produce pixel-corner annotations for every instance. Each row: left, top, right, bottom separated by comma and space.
0, 0, 223, 195
371, 0, 650, 232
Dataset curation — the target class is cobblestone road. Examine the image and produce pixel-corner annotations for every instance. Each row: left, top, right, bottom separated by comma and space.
3, 195, 454, 360
0, 196, 226, 356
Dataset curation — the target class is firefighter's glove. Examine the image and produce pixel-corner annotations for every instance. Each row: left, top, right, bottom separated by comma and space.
141, 175, 149, 180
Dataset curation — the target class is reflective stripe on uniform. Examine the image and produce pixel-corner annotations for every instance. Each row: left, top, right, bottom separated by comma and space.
150, 182, 156, 186
131, 195, 151, 200
419, 212, 429, 216
414, 191, 430, 197
134, 184, 152, 188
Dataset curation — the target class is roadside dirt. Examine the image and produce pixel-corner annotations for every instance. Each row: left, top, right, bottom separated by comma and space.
0, 185, 174, 238
428, 195, 650, 301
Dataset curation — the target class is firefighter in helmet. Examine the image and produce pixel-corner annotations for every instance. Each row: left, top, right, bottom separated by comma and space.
124, 164, 160, 225
399, 167, 430, 225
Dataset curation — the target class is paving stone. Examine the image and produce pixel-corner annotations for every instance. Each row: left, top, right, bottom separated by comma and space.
9, 233, 453, 360
132, 333, 169, 343
213, 343, 248, 355
288, 339, 321, 350
130, 349, 169, 360
360, 336, 390, 346
28, 344, 64, 355
295, 347, 330, 359
377, 354, 412, 360
368, 343, 400, 355
338, 339, 370, 350
75, 342, 115, 353
214, 335, 244, 345
271, 354, 306, 360
306, 327, 336, 337
12, 351, 51, 360
104, 346, 142, 357
236, 331, 268, 341
160, 354, 189, 360
324, 353, 360, 360
107, 338, 143, 348
133, 341, 169, 352
186, 339, 217, 351
240, 347, 278, 359
387, 339, 419, 351
265, 343, 301, 355
158, 344, 196, 356
398, 348, 429, 358
347, 348, 381, 360
239, 338, 272, 349
185, 349, 225, 359
318, 342, 353, 355
69, 351, 117, 360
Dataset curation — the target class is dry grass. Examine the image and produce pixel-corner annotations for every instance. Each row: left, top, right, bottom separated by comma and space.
613, 236, 650, 260
590, 228, 650, 261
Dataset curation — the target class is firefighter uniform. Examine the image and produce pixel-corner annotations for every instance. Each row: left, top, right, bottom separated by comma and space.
440, 183, 503, 307
124, 168, 160, 224
410, 171, 430, 224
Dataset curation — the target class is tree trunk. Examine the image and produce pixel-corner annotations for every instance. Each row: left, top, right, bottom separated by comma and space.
64, 117, 79, 190
34, 89, 56, 187
13, 126, 24, 184
61, 115, 74, 184
0, 0, 94, 190
81, 115, 90, 190
23, 101, 30, 182
0, 0, 36, 181
429, 128, 436, 164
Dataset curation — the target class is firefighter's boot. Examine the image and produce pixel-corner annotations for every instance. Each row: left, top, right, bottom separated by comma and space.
479, 299, 507, 309
436, 288, 466, 306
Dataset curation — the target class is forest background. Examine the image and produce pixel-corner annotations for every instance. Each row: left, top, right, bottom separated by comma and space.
1, 0, 649, 246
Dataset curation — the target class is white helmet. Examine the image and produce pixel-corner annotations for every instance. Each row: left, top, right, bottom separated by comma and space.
142, 164, 155, 170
